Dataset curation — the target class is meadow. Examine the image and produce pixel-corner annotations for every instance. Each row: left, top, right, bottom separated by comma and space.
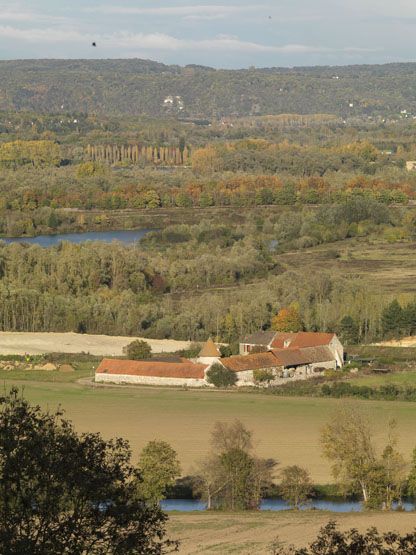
4, 378, 416, 483
279, 236, 416, 296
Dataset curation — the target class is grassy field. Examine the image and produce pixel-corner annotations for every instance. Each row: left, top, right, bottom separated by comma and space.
0, 362, 94, 383
350, 370, 416, 387
280, 238, 416, 295
3, 379, 416, 482
167, 510, 416, 554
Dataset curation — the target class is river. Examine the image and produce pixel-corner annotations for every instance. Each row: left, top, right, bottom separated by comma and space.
1, 229, 153, 247
161, 499, 415, 512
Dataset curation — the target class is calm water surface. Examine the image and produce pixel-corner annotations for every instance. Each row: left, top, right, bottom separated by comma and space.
161, 499, 415, 512
1, 229, 153, 246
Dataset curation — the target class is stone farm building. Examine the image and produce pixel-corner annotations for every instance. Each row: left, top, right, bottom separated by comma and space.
95, 357, 209, 387
95, 332, 343, 388
240, 331, 344, 368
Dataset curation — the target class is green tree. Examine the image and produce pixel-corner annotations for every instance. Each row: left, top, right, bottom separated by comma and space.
137, 441, 181, 504
407, 447, 416, 498
321, 407, 407, 509
195, 420, 276, 510
206, 363, 237, 388
0, 388, 176, 554
338, 315, 360, 344
124, 339, 152, 360
381, 299, 404, 337
279, 465, 313, 509
321, 405, 377, 504
47, 210, 60, 230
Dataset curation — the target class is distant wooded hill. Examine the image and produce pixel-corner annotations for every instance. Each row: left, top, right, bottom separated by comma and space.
1, 59, 416, 119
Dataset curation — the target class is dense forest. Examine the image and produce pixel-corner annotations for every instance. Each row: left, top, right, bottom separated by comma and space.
0, 199, 414, 342
2, 60, 416, 119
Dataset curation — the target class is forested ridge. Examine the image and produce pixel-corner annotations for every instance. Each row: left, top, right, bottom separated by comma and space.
2, 59, 416, 118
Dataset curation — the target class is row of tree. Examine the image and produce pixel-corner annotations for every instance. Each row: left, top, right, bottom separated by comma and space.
85, 142, 190, 166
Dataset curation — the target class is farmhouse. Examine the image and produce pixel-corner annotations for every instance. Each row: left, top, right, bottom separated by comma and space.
240, 331, 344, 368
220, 343, 338, 386
94, 334, 343, 388
95, 358, 209, 387
221, 352, 280, 386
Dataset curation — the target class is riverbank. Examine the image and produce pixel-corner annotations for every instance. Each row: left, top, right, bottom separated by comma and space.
167, 510, 416, 554
161, 498, 414, 512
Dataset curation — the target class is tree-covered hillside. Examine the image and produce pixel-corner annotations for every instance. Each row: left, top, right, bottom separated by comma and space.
1, 60, 416, 119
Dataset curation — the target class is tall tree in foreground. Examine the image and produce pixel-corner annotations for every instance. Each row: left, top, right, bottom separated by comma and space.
0, 388, 177, 554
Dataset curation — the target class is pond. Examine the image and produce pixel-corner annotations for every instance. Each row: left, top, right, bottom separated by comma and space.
161, 498, 415, 512
1, 229, 153, 247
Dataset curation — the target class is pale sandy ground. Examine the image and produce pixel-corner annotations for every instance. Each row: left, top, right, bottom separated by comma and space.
0, 331, 190, 356
168, 511, 416, 554
373, 336, 416, 347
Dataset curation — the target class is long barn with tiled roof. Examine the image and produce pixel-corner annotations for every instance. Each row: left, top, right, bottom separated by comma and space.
95, 357, 209, 387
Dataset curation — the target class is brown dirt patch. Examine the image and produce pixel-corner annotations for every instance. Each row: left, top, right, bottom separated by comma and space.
168, 511, 416, 554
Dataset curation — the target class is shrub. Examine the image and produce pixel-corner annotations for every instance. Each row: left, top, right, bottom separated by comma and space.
253, 369, 275, 384
271, 521, 416, 554
206, 363, 237, 388
123, 339, 152, 360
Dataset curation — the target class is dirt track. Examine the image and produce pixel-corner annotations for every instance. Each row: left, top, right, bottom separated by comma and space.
374, 336, 416, 347
0, 331, 190, 356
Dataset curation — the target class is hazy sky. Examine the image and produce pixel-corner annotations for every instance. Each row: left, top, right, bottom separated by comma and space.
0, 0, 415, 68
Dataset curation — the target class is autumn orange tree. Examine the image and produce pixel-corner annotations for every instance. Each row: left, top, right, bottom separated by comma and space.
271, 305, 303, 332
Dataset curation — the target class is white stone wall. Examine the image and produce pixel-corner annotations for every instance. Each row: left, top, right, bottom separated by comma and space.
235, 369, 255, 386
95, 373, 210, 388
197, 356, 221, 365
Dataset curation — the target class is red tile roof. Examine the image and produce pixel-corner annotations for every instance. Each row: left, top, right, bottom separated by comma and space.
221, 352, 279, 372
96, 358, 207, 379
271, 332, 335, 349
272, 346, 334, 367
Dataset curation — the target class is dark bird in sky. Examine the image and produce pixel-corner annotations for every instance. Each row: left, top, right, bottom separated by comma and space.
92, 42, 97, 47
268, 16, 272, 19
